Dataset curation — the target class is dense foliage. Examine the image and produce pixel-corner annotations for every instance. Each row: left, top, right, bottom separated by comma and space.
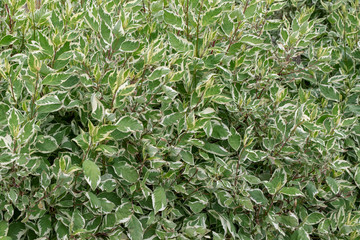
0, 0, 359, 239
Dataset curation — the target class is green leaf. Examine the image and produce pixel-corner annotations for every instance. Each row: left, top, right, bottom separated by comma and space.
221, 14, 233, 36
228, 127, 241, 151
243, 175, 261, 185
71, 209, 85, 232
319, 85, 340, 101
152, 187, 167, 213
42, 73, 71, 86
38, 31, 53, 55
101, 21, 112, 44
38, 215, 52, 237
7, 108, 21, 137
100, 198, 116, 213
113, 162, 139, 183
204, 84, 223, 98
326, 177, 339, 194
120, 40, 140, 52
277, 213, 299, 228
280, 187, 304, 197
264, 20, 282, 31
269, 2, 287, 12
0, 221, 8, 236
7, 222, 26, 240
180, 150, 194, 165
204, 121, 230, 140
35, 135, 59, 153
36, 95, 62, 114
162, 112, 183, 126
306, 212, 325, 225
271, 168, 287, 191
116, 116, 143, 132
83, 160, 101, 191
244, 3, 257, 19
239, 197, 253, 211
290, 227, 310, 240
202, 7, 222, 26
116, 203, 133, 224
148, 66, 170, 81
246, 150, 267, 162
248, 189, 268, 205
354, 167, 360, 189
57, 51, 73, 61
0, 103, 10, 125
0, 35, 16, 47
240, 35, 264, 46
86, 192, 101, 209
168, 32, 192, 52
201, 142, 229, 156
91, 94, 105, 121
117, 84, 136, 96
163, 10, 183, 30
127, 215, 143, 240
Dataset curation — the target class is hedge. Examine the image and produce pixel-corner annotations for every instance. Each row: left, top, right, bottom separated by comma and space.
0, 0, 359, 239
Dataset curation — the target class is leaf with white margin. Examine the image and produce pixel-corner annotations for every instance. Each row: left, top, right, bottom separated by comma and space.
82, 160, 101, 191
35, 135, 58, 153
148, 66, 170, 81
280, 187, 304, 197
126, 215, 143, 240
91, 94, 105, 121
116, 116, 143, 132
36, 95, 62, 114
42, 73, 71, 86
152, 187, 167, 213
116, 202, 133, 224
168, 32, 192, 52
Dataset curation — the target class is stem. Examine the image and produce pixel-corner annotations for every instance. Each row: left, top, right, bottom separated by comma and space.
30, 71, 40, 119
273, 121, 302, 156
225, 0, 250, 54
186, 0, 189, 40
110, 91, 117, 112
51, 47, 57, 68
263, 189, 280, 218
4, 4, 13, 33
142, 0, 146, 12
32, 11, 36, 40
234, 145, 246, 187
147, 0, 151, 22
195, 0, 205, 58
7, 76, 17, 106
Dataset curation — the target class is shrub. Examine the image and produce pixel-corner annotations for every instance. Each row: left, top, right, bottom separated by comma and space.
0, 0, 359, 239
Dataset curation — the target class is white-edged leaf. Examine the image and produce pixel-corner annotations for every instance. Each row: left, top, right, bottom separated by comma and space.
126, 215, 143, 240
280, 187, 304, 197
83, 160, 101, 191
306, 212, 325, 225
116, 203, 132, 224
38, 215, 51, 237
325, 177, 339, 194
148, 66, 170, 81
36, 95, 62, 113
152, 187, 167, 213
35, 135, 59, 153
240, 35, 264, 46
248, 189, 268, 205
116, 116, 143, 132
42, 73, 71, 86
163, 10, 183, 30
168, 32, 192, 52
120, 40, 140, 52
91, 94, 105, 121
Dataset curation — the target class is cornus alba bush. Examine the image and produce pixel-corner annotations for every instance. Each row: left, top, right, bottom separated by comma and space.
0, 0, 359, 239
